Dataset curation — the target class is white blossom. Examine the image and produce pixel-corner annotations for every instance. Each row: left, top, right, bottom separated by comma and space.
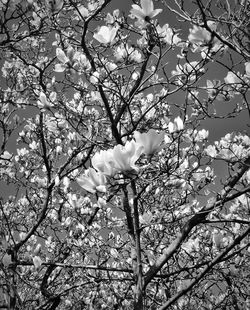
224, 71, 242, 84
245, 62, 250, 77
77, 168, 107, 193
188, 21, 217, 45
91, 149, 117, 176
112, 140, 143, 172
168, 116, 184, 133
134, 129, 165, 155
33, 256, 43, 269
130, 0, 162, 23
93, 26, 118, 44
156, 24, 181, 45
90, 71, 100, 84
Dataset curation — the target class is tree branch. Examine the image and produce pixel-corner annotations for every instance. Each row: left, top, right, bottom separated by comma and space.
158, 224, 250, 309
143, 156, 250, 287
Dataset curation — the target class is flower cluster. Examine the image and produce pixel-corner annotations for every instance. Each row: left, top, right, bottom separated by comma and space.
168, 116, 184, 133
130, 0, 162, 27
134, 129, 165, 155
93, 26, 118, 44
245, 62, 250, 77
188, 21, 223, 56
205, 133, 250, 161
224, 70, 245, 96
114, 44, 142, 63
55, 47, 91, 73
77, 129, 164, 193
156, 24, 181, 46
171, 61, 205, 85
188, 21, 217, 46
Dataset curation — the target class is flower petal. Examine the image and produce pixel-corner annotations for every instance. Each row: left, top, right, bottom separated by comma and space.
77, 175, 96, 193
55, 64, 66, 72
141, 0, 153, 16
149, 8, 162, 19
56, 48, 69, 64
130, 8, 145, 20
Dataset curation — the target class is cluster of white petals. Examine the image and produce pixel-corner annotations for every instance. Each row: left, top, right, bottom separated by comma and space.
46, 0, 63, 13
77, 168, 107, 194
55, 47, 91, 73
93, 26, 118, 44
112, 140, 143, 172
188, 21, 217, 46
171, 61, 204, 85
134, 129, 164, 155
245, 62, 250, 77
168, 116, 184, 133
130, 0, 162, 22
38, 91, 57, 108
224, 71, 242, 85
77, 129, 164, 193
205, 133, 250, 161
115, 44, 142, 63
188, 21, 224, 56
206, 80, 224, 101
56, 48, 69, 65
156, 24, 181, 45
91, 149, 116, 176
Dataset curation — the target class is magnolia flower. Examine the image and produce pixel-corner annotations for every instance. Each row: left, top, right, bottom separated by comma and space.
73, 51, 91, 71
245, 62, 250, 77
106, 9, 120, 25
106, 62, 117, 71
172, 61, 200, 76
129, 49, 142, 63
56, 48, 69, 64
46, 0, 63, 12
188, 21, 217, 45
168, 116, 184, 133
77, 168, 106, 193
91, 149, 117, 176
171, 61, 204, 85
193, 129, 209, 142
2, 253, 12, 267
93, 26, 118, 44
114, 45, 128, 61
78, 5, 89, 18
114, 45, 142, 63
205, 145, 217, 158
212, 229, 224, 250
192, 167, 213, 182
206, 80, 219, 99
188, 21, 223, 56
33, 256, 43, 269
130, 0, 162, 22
38, 92, 51, 108
224, 71, 242, 85
55, 48, 69, 72
134, 129, 164, 155
156, 24, 181, 45
112, 140, 143, 172
0, 151, 12, 160
31, 12, 41, 28
89, 71, 100, 84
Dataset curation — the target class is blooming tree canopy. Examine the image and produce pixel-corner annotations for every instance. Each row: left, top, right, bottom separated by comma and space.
0, 0, 250, 309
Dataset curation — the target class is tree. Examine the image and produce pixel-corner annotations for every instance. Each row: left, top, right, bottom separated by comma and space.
0, 0, 249, 309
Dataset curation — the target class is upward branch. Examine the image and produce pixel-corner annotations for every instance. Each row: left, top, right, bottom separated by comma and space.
131, 180, 144, 310
159, 224, 250, 309
143, 156, 250, 288
79, 0, 122, 144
